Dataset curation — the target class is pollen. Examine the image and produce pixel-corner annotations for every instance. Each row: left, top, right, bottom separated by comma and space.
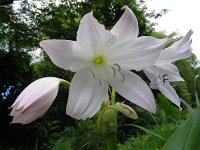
92, 55, 105, 65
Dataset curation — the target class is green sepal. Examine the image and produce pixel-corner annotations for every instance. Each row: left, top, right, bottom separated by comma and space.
97, 107, 117, 137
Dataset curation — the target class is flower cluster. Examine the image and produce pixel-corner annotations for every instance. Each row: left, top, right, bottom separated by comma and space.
10, 6, 192, 124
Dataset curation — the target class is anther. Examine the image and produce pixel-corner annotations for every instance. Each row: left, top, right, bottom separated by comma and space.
163, 74, 169, 83
120, 71, 125, 82
111, 63, 125, 82
113, 63, 121, 71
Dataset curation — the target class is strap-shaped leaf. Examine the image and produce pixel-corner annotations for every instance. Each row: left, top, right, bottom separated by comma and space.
194, 75, 200, 106
127, 124, 165, 141
162, 107, 200, 150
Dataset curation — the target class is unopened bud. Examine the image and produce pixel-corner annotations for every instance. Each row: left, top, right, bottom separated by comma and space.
115, 102, 138, 119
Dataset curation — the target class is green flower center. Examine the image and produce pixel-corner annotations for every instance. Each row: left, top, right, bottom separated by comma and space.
92, 55, 105, 65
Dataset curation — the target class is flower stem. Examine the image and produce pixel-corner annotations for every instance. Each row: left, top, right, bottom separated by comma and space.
60, 80, 70, 87
105, 133, 117, 150
111, 89, 116, 105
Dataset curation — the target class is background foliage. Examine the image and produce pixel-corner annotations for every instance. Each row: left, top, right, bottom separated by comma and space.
0, 0, 199, 149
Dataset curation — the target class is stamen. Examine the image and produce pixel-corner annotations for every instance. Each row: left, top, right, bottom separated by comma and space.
111, 63, 125, 82
163, 74, 169, 83
108, 87, 112, 97
120, 71, 125, 82
89, 69, 96, 78
95, 65, 109, 87
91, 55, 108, 87
98, 79, 102, 86
113, 63, 121, 71
110, 66, 116, 77
163, 78, 169, 83
163, 74, 168, 78
98, 78, 109, 87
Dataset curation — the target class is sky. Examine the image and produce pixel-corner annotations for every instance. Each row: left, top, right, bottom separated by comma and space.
145, 0, 200, 60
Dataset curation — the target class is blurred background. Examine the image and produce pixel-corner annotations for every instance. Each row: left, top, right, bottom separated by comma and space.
0, 0, 199, 149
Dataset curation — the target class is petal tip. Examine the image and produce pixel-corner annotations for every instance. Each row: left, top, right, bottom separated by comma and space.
188, 29, 194, 36
39, 40, 45, 47
39, 40, 49, 49
82, 11, 94, 21
149, 103, 157, 114
121, 5, 128, 10
179, 107, 182, 111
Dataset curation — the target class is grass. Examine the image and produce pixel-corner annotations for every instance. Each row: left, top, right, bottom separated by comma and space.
118, 122, 179, 150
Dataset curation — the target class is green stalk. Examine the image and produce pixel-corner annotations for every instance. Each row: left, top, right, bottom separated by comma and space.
97, 91, 118, 150
105, 133, 117, 150
60, 80, 70, 87
111, 89, 116, 105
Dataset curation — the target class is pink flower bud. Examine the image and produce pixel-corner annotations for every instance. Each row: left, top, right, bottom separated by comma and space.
10, 77, 63, 124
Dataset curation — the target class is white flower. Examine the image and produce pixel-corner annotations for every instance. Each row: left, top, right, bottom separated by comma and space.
10, 77, 65, 124
40, 6, 169, 120
144, 30, 193, 107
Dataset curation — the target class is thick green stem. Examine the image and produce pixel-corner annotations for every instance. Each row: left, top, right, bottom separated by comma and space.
105, 134, 117, 150
97, 93, 118, 150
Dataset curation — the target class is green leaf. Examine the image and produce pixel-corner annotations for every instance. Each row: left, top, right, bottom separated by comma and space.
52, 138, 72, 150
77, 141, 91, 150
34, 139, 38, 150
162, 107, 200, 150
194, 75, 200, 106
126, 124, 166, 141
180, 98, 193, 113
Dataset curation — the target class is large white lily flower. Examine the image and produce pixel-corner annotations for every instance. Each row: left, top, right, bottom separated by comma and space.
144, 30, 193, 107
10, 77, 64, 124
40, 6, 169, 120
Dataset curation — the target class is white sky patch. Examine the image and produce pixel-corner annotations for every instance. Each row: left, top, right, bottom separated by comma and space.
28, 48, 43, 63
146, 0, 200, 60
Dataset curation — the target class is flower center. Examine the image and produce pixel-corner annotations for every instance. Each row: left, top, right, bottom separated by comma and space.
92, 55, 105, 65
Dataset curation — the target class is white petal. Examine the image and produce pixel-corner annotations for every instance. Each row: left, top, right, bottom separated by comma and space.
77, 12, 116, 57
107, 36, 169, 70
110, 5, 139, 42
156, 63, 184, 82
40, 40, 90, 72
150, 79, 181, 107
156, 30, 193, 64
108, 70, 156, 113
173, 29, 193, 47
143, 67, 158, 81
66, 69, 108, 120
